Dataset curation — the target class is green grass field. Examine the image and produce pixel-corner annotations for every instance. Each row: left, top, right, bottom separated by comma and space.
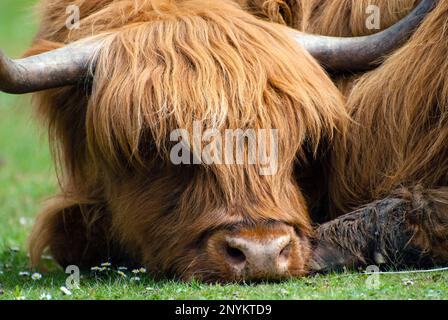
1, 0, 448, 300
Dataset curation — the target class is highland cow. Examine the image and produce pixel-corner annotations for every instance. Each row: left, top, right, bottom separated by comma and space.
0, 0, 444, 281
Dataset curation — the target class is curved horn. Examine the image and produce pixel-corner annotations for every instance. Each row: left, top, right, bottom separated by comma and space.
0, 0, 438, 94
0, 39, 102, 94
292, 0, 438, 71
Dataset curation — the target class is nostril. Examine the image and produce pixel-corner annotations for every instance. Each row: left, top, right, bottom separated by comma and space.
225, 245, 246, 265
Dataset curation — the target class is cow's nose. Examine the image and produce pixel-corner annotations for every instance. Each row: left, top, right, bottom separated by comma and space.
223, 234, 292, 279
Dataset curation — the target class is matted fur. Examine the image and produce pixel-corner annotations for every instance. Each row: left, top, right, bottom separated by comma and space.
28, 0, 347, 281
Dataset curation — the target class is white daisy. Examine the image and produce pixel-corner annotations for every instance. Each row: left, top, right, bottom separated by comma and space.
60, 286, 73, 296
31, 273, 43, 280
40, 293, 52, 300
117, 271, 127, 278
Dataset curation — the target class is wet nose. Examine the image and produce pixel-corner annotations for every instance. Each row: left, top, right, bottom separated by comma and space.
224, 234, 292, 279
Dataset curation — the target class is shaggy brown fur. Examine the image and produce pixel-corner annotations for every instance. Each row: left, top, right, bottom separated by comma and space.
27, 0, 448, 279
329, 0, 448, 216
241, 0, 419, 36
241, 0, 448, 269
255, 0, 448, 203
28, 0, 347, 281
324, 0, 448, 266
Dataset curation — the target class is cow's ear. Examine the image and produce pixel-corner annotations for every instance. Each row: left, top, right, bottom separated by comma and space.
23, 39, 63, 57
28, 197, 121, 269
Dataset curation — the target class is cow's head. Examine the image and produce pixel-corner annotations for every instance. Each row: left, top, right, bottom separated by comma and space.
1, 0, 436, 282
82, 0, 346, 282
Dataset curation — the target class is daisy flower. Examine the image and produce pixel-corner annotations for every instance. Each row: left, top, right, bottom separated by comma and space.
117, 271, 127, 278
40, 293, 52, 300
31, 273, 43, 281
60, 286, 72, 296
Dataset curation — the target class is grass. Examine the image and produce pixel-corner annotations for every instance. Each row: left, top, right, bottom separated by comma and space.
1, 0, 448, 300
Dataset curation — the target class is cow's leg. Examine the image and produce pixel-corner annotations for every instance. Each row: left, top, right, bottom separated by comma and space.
28, 196, 128, 269
312, 187, 448, 272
